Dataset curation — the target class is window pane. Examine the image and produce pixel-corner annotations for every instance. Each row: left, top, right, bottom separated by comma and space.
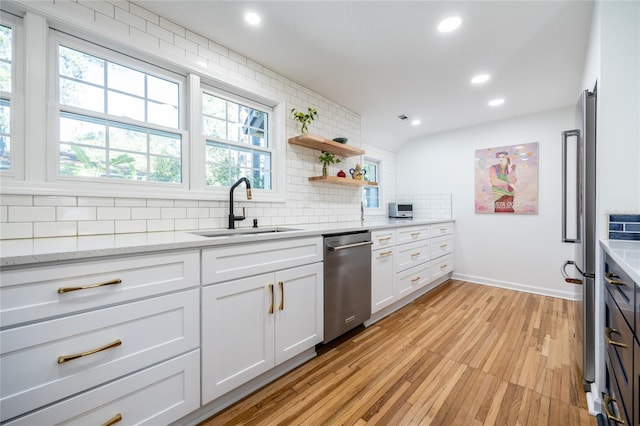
60, 78, 104, 112
148, 75, 178, 106
0, 98, 10, 170
108, 62, 144, 97
59, 45, 104, 86
108, 90, 145, 122
59, 112, 181, 183
148, 101, 179, 128
0, 25, 11, 62
203, 116, 226, 139
364, 187, 380, 208
202, 93, 226, 119
0, 61, 10, 93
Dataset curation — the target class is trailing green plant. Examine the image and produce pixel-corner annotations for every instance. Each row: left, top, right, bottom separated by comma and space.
291, 107, 318, 134
318, 151, 341, 176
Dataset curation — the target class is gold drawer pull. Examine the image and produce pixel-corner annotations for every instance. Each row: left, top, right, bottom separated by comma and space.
440, 228, 447, 232
411, 252, 420, 257
378, 236, 391, 242
378, 250, 393, 257
440, 264, 448, 270
605, 273, 627, 286
604, 394, 625, 424
58, 339, 122, 364
269, 284, 274, 314
440, 244, 447, 249
411, 277, 421, 283
279, 281, 284, 311
411, 232, 420, 237
58, 278, 122, 294
605, 327, 627, 348
103, 413, 123, 426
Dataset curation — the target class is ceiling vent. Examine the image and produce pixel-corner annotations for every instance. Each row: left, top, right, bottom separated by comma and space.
398, 114, 408, 121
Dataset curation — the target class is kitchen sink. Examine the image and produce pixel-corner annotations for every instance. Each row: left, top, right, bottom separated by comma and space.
189, 227, 300, 238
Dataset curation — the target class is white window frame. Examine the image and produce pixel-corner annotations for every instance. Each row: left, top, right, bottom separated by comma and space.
46, 31, 190, 195
363, 157, 383, 214
0, 11, 25, 181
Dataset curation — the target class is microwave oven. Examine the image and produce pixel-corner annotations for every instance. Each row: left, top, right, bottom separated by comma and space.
388, 202, 413, 218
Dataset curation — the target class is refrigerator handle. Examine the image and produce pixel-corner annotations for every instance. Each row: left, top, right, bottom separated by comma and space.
562, 129, 580, 243
562, 260, 583, 285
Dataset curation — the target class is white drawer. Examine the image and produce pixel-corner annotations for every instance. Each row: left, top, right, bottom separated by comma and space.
6, 350, 200, 426
0, 289, 199, 422
430, 235, 454, 259
430, 222, 454, 237
1, 251, 199, 327
371, 229, 396, 250
431, 253, 454, 280
396, 225, 430, 244
202, 237, 322, 284
395, 240, 430, 273
396, 263, 431, 297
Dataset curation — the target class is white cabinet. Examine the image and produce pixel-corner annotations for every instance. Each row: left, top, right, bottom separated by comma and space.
0, 251, 201, 424
201, 238, 323, 404
371, 222, 454, 315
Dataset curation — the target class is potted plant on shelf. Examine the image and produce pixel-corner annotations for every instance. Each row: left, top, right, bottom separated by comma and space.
319, 151, 341, 177
291, 107, 318, 134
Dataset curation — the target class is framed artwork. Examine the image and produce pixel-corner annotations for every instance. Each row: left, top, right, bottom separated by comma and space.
475, 142, 539, 214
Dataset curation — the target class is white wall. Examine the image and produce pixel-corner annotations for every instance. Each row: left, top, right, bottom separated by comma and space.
397, 108, 578, 299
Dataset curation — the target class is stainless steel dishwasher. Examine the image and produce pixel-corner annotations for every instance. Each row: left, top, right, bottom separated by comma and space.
323, 231, 372, 343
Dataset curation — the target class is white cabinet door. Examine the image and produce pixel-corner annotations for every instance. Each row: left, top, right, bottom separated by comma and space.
371, 248, 395, 313
274, 263, 323, 364
201, 274, 275, 404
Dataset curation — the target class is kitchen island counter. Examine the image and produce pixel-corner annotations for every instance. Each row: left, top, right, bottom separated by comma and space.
600, 239, 640, 283
0, 218, 452, 267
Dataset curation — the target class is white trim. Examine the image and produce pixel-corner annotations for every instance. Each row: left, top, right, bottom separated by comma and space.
451, 272, 582, 300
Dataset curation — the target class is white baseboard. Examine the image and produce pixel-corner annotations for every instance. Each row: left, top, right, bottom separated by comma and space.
452, 272, 581, 300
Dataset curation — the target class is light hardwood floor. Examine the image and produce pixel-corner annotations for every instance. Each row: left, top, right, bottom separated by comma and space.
200, 279, 597, 425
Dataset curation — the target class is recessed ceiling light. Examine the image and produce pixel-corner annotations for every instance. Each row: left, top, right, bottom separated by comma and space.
438, 16, 462, 33
244, 11, 261, 26
411, 119, 421, 126
471, 74, 490, 84
488, 98, 505, 107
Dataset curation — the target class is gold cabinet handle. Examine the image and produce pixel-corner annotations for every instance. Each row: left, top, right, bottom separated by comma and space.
440, 264, 448, 270
411, 277, 421, 283
605, 327, 627, 348
604, 394, 625, 424
411, 232, 420, 237
103, 413, 123, 426
440, 244, 447, 249
378, 250, 393, 257
378, 236, 391, 242
58, 278, 122, 294
278, 281, 284, 311
411, 252, 420, 257
58, 339, 122, 364
440, 227, 447, 232
268, 284, 274, 314
605, 273, 627, 286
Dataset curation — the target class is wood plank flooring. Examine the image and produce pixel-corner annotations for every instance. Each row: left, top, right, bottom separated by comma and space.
200, 279, 597, 425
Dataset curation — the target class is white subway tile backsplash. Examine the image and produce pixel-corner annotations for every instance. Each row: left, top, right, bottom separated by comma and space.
115, 220, 146, 234
97, 207, 131, 221
146, 199, 175, 207
147, 219, 174, 232
175, 218, 198, 230
161, 207, 187, 219
146, 21, 174, 43
131, 207, 161, 220
114, 5, 145, 30
0, 195, 33, 206
0, 206, 6, 222
0, 223, 33, 239
129, 2, 159, 24
34, 196, 77, 206
8, 207, 56, 222
34, 222, 77, 238
78, 197, 115, 207
78, 221, 115, 236
57, 207, 97, 221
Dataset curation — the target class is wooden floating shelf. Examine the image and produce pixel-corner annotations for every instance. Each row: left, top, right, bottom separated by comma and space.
288, 134, 365, 158
308, 176, 378, 186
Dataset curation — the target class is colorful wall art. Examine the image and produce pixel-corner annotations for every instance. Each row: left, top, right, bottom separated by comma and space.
475, 142, 539, 214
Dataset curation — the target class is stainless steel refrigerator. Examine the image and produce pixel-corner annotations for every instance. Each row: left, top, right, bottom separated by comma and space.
561, 88, 597, 390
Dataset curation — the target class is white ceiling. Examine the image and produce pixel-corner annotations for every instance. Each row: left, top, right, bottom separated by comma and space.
135, 1, 594, 152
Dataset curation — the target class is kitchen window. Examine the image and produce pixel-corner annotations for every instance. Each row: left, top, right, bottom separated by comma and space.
363, 159, 380, 208
55, 38, 185, 184
202, 90, 272, 189
0, 16, 19, 174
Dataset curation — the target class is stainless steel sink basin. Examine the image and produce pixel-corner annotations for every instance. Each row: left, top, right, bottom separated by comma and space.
190, 227, 300, 238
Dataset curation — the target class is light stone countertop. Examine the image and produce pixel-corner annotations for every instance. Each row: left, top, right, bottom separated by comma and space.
600, 239, 640, 284
0, 218, 452, 268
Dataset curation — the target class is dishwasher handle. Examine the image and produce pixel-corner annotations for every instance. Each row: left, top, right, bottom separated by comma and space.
327, 241, 373, 251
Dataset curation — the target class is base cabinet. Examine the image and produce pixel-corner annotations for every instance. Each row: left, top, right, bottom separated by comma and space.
202, 262, 323, 404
